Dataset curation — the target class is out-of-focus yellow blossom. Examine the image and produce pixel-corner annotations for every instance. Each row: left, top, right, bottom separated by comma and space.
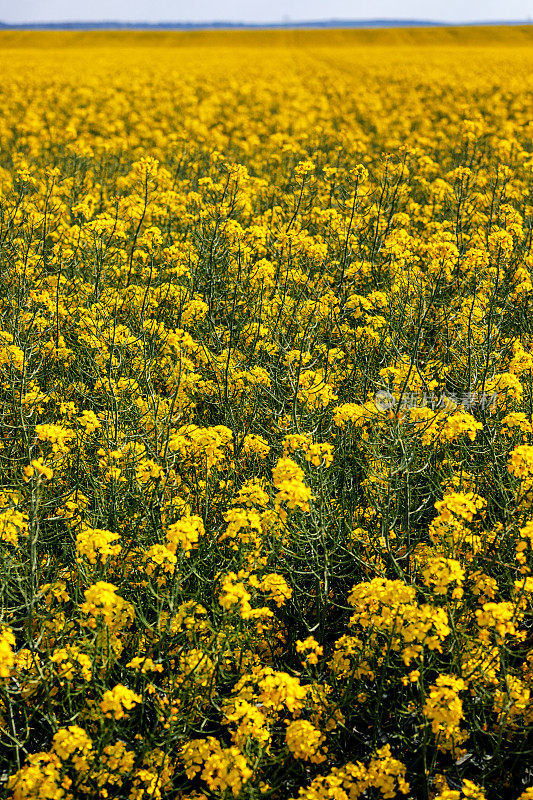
509, 445, 533, 478
434, 780, 487, 800
126, 656, 164, 673
0, 505, 28, 546
285, 719, 326, 763
296, 636, 323, 665
475, 601, 523, 644
0, 625, 16, 677
51, 725, 93, 770
421, 557, 465, 599
23, 458, 53, 481
7, 753, 65, 800
77, 409, 101, 433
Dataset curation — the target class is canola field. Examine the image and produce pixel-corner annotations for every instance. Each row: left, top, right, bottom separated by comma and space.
1, 26, 533, 800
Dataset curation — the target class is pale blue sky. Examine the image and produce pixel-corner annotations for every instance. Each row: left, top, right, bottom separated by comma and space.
1, 0, 532, 23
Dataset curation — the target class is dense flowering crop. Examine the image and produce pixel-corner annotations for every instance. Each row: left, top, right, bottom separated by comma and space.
0, 24, 533, 800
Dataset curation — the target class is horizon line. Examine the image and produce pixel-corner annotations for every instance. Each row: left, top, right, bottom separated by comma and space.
1, 18, 532, 30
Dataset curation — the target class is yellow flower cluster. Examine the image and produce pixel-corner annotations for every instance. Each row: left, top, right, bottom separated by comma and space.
50, 645, 92, 682
180, 737, 253, 797
0, 625, 16, 678
421, 557, 465, 599
165, 514, 205, 556
291, 744, 409, 800
100, 683, 142, 719
273, 457, 314, 513
76, 527, 122, 565
80, 581, 135, 631
296, 636, 323, 665
347, 578, 451, 665
423, 675, 468, 755
286, 719, 327, 763
0, 504, 28, 546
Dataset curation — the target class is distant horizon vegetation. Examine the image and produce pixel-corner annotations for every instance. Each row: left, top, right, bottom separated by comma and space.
0, 18, 532, 30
